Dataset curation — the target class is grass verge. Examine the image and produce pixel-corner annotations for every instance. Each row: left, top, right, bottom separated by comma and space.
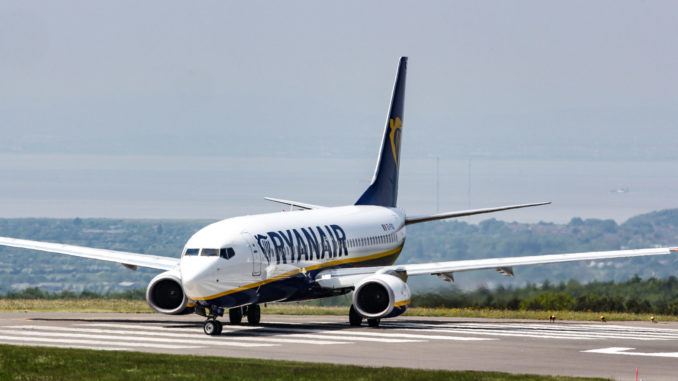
0, 299, 153, 313
1, 299, 676, 322
0, 344, 608, 381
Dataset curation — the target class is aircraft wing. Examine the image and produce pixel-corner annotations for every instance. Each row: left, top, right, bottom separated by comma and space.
315, 247, 677, 288
0, 236, 179, 271
405, 202, 551, 225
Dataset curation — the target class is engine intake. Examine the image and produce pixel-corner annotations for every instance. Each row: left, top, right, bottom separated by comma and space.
146, 270, 193, 315
352, 274, 411, 319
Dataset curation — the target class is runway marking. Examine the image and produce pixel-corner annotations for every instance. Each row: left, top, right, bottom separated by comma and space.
230, 325, 494, 342
21, 324, 349, 345
583, 347, 678, 358
82, 321, 678, 342
452, 322, 678, 340
0, 332, 201, 350
83, 323, 424, 343
383, 322, 678, 341
385, 324, 593, 340
7, 326, 278, 347
9, 319, 675, 354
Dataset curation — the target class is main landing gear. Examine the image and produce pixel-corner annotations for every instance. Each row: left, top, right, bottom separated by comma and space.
202, 304, 262, 336
227, 304, 261, 325
349, 304, 381, 327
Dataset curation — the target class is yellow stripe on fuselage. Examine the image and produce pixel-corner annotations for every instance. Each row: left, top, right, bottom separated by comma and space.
188, 243, 405, 301
394, 299, 411, 307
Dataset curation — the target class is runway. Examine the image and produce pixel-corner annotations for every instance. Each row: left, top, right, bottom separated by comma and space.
1, 313, 676, 380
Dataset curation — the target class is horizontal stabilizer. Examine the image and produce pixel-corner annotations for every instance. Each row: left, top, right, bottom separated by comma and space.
405, 202, 551, 225
264, 197, 326, 210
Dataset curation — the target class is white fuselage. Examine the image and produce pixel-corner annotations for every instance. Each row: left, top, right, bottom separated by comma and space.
180, 205, 406, 306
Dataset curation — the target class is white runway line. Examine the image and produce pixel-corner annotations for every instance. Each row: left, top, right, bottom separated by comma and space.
451, 322, 678, 340
383, 324, 594, 340
0, 332, 201, 350
241, 330, 425, 343
583, 347, 678, 358
454, 322, 678, 340
312, 330, 496, 341
22, 324, 340, 345
73, 320, 678, 344
81, 323, 210, 332
7, 326, 277, 347
80, 323, 422, 343
247, 325, 495, 341
77, 323, 350, 345
384, 322, 678, 341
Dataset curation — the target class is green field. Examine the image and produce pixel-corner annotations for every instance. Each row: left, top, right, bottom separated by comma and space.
1, 299, 676, 322
0, 344, 608, 381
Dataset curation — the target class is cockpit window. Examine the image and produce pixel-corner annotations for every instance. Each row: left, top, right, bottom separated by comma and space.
220, 248, 235, 260
201, 248, 219, 256
184, 248, 199, 256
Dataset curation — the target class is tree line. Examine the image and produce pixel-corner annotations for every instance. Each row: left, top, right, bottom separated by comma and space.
411, 275, 678, 315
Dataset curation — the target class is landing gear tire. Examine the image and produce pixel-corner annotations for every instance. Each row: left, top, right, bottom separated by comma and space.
367, 318, 381, 328
247, 304, 261, 325
204, 319, 222, 336
229, 307, 243, 325
349, 305, 363, 326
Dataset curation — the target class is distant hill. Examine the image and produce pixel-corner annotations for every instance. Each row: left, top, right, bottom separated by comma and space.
1, 210, 678, 294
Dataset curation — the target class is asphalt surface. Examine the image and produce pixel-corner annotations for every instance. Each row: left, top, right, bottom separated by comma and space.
1, 312, 676, 380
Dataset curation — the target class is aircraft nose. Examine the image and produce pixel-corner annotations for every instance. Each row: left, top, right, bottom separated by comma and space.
180, 257, 218, 299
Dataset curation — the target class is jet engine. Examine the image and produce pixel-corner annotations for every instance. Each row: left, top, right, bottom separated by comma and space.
146, 270, 194, 315
352, 273, 411, 319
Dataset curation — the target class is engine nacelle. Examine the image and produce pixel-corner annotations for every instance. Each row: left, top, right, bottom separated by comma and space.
352, 274, 411, 319
146, 270, 194, 315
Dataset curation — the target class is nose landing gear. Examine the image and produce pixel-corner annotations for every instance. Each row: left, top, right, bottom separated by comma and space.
201, 304, 262, 335
203, 318, 222, 336
202, 305, 224, 336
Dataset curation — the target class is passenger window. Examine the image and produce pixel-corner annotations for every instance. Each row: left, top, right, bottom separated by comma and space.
202, 248, 219, 256
184, 248, 199, 256
220, 248, 235, 259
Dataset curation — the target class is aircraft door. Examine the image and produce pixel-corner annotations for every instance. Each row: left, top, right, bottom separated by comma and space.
241, 232, 263, 277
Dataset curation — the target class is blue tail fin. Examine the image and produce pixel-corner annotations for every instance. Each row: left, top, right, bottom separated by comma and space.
355, 57, 407, 208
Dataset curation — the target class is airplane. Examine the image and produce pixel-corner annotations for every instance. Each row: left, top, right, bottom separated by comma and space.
1, 57, 676, 336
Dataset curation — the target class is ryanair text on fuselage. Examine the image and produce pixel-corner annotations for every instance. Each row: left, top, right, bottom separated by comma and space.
254, 225, 348, 264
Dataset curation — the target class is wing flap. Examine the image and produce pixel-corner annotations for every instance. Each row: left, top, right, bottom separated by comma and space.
0, 236, 179, 271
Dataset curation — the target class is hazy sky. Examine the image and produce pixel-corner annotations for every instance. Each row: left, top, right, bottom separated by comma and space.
1, 1, 678, 220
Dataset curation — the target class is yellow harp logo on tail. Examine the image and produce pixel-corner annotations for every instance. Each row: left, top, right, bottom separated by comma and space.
389, 117, 403, 167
